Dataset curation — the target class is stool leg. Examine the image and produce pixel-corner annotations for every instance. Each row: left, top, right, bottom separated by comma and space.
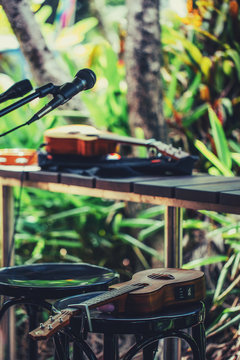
192, 323, 206, 360
123, 331, 202, 360
53, 332, 70, 360
64, 327, 98, 360
143, 340, 159, 360
73, 340, 84, 360
0, 297, 23, 321
104, 334, 118, 360
26, 305, 39, 360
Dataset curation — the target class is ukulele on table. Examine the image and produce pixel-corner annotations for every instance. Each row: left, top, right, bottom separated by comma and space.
43, 124, 191, 160
29, 268, 205, 341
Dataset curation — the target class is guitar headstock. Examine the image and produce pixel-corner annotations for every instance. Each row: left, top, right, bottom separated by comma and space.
29, 308, 76, 341
147, 140, 189, 160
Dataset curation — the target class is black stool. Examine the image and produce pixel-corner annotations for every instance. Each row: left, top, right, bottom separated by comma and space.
0, 263, 119, 360
53, 291, 206, 360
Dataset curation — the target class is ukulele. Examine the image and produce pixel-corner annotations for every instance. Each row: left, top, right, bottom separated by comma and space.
29, 268, 205, 341
43, 124, 190, 160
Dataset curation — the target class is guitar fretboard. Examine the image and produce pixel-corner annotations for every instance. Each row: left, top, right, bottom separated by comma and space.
69, 283, 145, 310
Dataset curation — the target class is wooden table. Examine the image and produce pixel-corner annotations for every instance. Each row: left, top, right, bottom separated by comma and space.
1, 169, 240, 269
0, 168, 240, 360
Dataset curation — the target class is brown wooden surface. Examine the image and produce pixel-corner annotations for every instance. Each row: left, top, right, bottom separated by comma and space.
220, 190, 240, 206
28, 170, 59, 183
0, 169, 28, 180
175, 180, 240, 203
133, 175, 239, 198
0, 171, 240, 213
60, 173, 95, 188
95, 176, 161, 192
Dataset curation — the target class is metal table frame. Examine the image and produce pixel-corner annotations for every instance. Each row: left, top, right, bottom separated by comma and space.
0, 171, 240, 359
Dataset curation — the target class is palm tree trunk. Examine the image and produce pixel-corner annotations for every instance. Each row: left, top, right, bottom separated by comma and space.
1, 0, 87, 112
125, 0, 167, 142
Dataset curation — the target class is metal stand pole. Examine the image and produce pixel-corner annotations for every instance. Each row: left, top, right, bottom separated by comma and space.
0, 184, 15, 360
164, 206, 183, 360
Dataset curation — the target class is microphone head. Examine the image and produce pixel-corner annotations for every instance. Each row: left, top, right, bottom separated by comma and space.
15, 79, 33, 96
75, 68, 96, 90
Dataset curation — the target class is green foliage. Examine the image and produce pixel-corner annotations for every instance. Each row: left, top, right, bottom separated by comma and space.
161, 0, 240, 175
14, 185, 165, 276
183, 208, 240, 337
0, 1, 239, 350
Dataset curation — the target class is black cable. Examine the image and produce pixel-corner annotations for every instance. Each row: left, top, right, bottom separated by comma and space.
0, 122, 28, 138
6, 149, 39, 267
7, 170, 24, 267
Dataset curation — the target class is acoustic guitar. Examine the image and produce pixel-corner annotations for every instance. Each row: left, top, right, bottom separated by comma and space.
29, 268, 205, 341
43, 124, 190, 160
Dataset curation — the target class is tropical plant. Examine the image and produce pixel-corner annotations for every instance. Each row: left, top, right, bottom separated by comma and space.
160, 0, 240, 175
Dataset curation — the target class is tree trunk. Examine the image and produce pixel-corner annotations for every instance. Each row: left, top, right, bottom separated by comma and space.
125, 0, 167, 142
0, 0, 70, 86
0, 0, 86, 113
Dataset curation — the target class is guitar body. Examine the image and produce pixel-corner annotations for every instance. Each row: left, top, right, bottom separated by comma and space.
44, 125, 117, 156
109, 268, 205, 314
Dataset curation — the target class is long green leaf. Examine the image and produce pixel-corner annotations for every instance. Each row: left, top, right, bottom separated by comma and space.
119, 218, 158, 229
117, 233, 162, 260
232, 153, 240, 166
138, 221, 164, 242
177, 72, 201, 113
137, 206, 165, 219
198, 210, 232, 225
213, 254, 235, 302
182, 103, 208, 127
195, 139, 234, 176
183, 255, 227, 269
208, 107, 232, 169
226, 49, 240, 80
206, 313, 240, 336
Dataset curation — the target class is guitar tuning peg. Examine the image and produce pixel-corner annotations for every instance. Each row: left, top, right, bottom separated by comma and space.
59, 317, 63, 323
48, 324, 53, 330
50, 315, 54, 322
40, 323, 45, 329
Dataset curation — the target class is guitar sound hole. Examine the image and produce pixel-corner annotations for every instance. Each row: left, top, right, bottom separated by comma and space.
148, 273, 175, 280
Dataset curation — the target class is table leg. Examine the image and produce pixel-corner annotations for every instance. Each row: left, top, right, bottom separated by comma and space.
0, 184, 14, 267
164, 206, 183, 268
164, 206, 183, 360
0, 184, 15, 360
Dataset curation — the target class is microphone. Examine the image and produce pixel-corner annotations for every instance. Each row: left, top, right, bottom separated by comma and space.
0, 83, 60, 117
27, 69, 96, 124
0, 79, 33, 104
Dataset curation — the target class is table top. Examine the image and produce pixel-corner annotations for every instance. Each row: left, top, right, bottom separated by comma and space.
0, 169, 240, 214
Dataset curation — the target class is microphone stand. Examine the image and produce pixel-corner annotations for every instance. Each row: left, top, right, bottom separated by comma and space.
0, 83, 60, 138
0, 83, 59, 117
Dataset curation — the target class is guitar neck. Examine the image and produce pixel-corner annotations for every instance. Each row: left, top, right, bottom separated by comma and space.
96, 133, 189, 159
29, 283, 144, 340
70, 283, 144, 310
98, 133, 151, 147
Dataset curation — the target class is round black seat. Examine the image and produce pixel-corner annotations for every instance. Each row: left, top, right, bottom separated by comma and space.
53, 291, 206, 360
0, 263, 119, 360
0, 263, 118, 299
